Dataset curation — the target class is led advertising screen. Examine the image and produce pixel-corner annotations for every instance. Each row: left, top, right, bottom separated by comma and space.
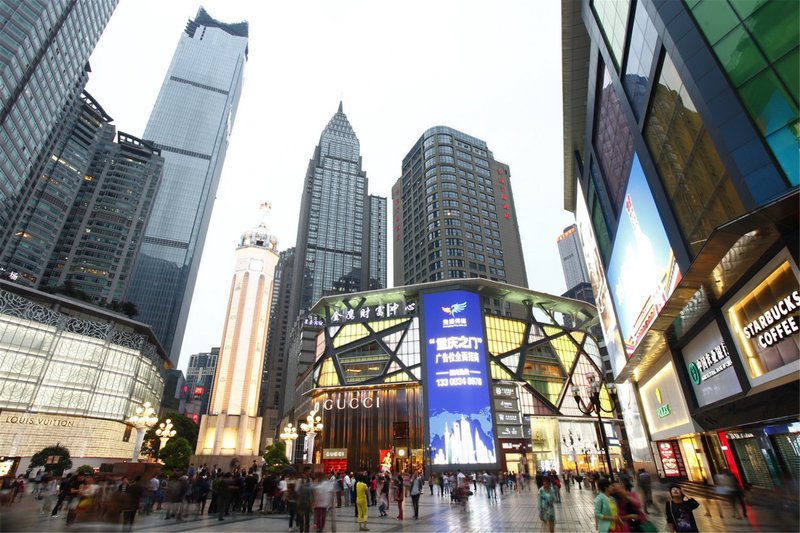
606, 154, 682, 357
423, 290, 497, 468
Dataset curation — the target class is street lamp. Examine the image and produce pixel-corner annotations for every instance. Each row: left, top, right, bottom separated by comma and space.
280, 423, 298, 462
156, 419, 177, 451
299, 409, 323, 465
571, 374, 619, 480
128, 401, 158, 462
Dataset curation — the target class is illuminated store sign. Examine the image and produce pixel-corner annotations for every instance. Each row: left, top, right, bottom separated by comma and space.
682, 322, 742, 407
314, 391, 381, 411
657, 441, 685, 477
423, 290, 497, 467
322, 448, 347, 459
726, 258, 799, 382
327, 301, 417, 324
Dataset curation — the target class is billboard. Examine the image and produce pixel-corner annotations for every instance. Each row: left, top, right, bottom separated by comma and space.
422, 290, 497, 468
606, 154, 681, 357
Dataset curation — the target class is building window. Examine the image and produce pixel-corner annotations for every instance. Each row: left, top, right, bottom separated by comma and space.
591, 0, 632, 70
688, 0, 799, 187
644, 50, 745, 256
623, 0, 657, 119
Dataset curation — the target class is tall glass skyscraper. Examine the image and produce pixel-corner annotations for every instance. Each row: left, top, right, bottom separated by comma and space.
126, 8, 248, 362
0, 0, 118, 277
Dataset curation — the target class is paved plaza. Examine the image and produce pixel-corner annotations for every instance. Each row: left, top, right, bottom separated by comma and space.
2, 481, 798, 533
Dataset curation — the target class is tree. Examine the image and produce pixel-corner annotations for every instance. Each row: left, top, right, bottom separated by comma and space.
159, 437, 192, 471
142, 412, 198, 458
261, 441, 289, 474
75, 465, 94, 475
29, 445, 72, 474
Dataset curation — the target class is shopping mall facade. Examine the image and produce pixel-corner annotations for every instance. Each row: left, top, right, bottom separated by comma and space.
280, 279, 635, 477
562, 0, 798, 490
0, 281, 170, 475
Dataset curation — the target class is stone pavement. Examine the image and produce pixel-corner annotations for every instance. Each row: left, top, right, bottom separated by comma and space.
2, 481, 798, 532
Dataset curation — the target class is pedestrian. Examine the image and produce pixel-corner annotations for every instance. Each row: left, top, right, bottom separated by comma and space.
356, 474, 369, 531
216, 473, 231, 521
118, 476, 142, 532
612, 480, 656, 532
313, 473, 333, 532
538, 476, 556, 533
379, 474, 390, 516
295, 471, 314, 533
637, 468, 653, 513
714, 469, 746, 519
410, 471, 422, 519
393, 474, 404, 520
486, 472, 497, 500
285, 478, 298, 532
551, 471, 561, 503
666, 484, 700, 532
369, 474, 377, 506
50, 473, 72, 517
594, 478, 620, 533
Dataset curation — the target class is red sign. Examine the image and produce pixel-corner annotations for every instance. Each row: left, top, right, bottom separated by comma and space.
193, 386, 204, 396
379, 449, 393, 473
658, 441, 682, 477
190, 414, 199, 424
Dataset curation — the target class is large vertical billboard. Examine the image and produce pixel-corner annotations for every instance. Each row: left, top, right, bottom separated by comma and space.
606, 154, 682, 357
422, 290, 497, 468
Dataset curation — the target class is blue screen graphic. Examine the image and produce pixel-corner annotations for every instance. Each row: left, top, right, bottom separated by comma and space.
423, 290, 496, 466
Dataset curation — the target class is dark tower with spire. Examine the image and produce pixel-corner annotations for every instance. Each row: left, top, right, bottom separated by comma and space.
261, 103, 386, 432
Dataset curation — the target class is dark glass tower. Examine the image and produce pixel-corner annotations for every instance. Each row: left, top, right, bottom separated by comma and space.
0, 0, 119, 280
392, 127, 528, 291
287, 102, 387, 322
126, 8, 249, 362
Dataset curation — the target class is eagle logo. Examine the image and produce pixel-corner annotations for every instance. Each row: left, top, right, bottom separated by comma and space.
442, 302, 467, 317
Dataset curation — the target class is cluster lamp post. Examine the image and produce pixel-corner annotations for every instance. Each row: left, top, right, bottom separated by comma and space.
128, 402, 158, 462
571, 374, 619, 480
300, 409, 323, 465
156, 418, 177, 451
280, 422, 299, 462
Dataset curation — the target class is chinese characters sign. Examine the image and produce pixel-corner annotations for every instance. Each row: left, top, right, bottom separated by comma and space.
423, 290, 497, 468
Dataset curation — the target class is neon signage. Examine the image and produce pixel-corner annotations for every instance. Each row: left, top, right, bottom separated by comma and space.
423, 290, 497, 468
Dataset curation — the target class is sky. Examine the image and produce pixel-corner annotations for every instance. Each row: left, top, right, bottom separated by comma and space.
85, 0, 576, 372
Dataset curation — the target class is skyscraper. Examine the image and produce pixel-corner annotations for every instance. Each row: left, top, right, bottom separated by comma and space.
393, 127, 528, 291
0, 0, 119, 281
185, 347, 219, 417
43, 128, 163, 302
556, 224, 590, 290
0, 88, 163, 304
286, 102, 386, 325
126, 8, 248, 362
262, 104, 386, 437
195, 204, 279, 460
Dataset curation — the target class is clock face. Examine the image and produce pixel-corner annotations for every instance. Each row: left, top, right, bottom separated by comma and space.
249, 259, 264, 271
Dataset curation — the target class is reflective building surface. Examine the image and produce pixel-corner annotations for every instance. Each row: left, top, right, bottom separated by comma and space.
126, 8, 249, 362
563, 0, 798, 494
0, 279, 169, 470
0, 0, 118, 238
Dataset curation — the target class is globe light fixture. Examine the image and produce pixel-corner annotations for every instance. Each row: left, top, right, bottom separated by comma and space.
571, 374, 619, 480
280, 422, 299, 462
127, 401, 158, 462
156, 418, 177, 451
299, 409, 323, 464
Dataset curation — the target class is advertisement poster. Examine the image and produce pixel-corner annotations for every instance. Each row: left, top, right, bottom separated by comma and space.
423, 290, 497, 467
575, 180, 628, 377
379, 449, 393, 473
606, 154, 682, 357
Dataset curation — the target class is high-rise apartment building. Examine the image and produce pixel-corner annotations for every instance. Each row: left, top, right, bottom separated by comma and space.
260, 248, 294, 416
43, 128, 163, 302
392, 127, 528, 291
557, 224, 591, 290
126, 8, 248, 362
0, 0, 118, 240
563, 0, 797, 490
0, 88, 163, 304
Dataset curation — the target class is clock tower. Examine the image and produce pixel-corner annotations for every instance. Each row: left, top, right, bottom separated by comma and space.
195, 203, 280, 462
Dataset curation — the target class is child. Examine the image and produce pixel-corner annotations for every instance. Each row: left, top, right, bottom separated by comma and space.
378, 492, 388, 517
